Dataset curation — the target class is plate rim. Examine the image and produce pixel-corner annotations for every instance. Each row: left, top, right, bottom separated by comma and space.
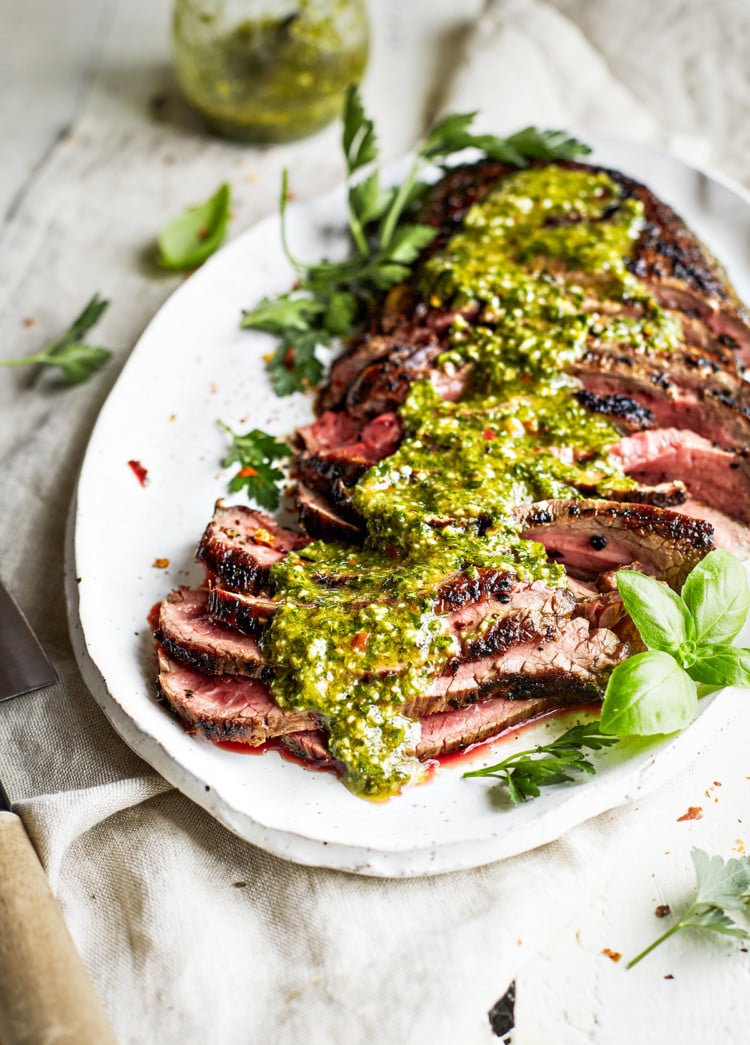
65, 134, 750, 877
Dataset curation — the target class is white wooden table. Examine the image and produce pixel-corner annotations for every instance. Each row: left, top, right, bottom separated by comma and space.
3, 2, 750, 1041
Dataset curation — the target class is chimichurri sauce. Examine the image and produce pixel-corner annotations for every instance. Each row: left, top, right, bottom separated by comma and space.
265, 166, 673, 799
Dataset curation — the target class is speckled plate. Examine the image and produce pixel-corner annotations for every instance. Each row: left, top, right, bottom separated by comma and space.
66, 136, 750, 877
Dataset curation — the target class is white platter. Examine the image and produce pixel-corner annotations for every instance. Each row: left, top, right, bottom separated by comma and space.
66, 135, 750, 877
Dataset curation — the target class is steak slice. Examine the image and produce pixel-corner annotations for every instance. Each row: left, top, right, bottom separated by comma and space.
206, 584, 280, 635
295, 411, 403, 487
155, 588, 269, 679
413, 695, 592, 759
157, 649, 318, 744
197, 502, 310, 594
196, 576, 576, 677
294, 482, 365, 542
570, 349, 750, 451
282, 692, 595, 766
610, 428, 750, 525
516, 499, 713, 589
412, 617, 627, 716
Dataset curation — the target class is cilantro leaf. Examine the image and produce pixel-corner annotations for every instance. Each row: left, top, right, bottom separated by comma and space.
463, 721, 618, 804
218, 421, 291, 511
0, 293, 112, 385
627, 849, 750, 968
157, 183, 231, 270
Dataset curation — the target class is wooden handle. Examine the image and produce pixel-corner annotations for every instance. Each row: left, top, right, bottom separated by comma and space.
0, 811, 118, 1045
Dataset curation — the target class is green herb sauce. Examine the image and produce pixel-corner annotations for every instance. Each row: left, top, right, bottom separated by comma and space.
172, 0, 369, 143
265, 165, 679, 799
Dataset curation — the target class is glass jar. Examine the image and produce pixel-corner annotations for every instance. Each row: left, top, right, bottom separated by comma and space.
172, 0, 369, 143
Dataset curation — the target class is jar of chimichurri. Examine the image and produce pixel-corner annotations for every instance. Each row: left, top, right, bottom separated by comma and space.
172, 0, 369, 143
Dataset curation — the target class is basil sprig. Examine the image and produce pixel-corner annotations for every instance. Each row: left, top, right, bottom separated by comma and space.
601, 550, 750, 736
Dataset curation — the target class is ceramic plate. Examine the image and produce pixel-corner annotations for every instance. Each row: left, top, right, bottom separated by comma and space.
66, 136, 750, 877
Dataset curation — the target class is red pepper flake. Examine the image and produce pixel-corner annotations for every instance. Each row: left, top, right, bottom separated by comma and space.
384, 547, 400, 559
283, 347, 295, 369
655, 904, 671, 919
482, 428, 496, 440
152, 558, 170, 569
602, 948, 622, 963
664, 974, 675, 980
351, 631, 370, 652
22, 316, 35, 328
128, 459, 148, 486
677, 806, 703, 822
237, 466, 258, 478
197, 226, 209, 241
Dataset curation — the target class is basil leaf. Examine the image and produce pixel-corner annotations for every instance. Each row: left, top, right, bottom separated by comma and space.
616, 570, 692, 654
681, 549, 750, 648
600, 650, 698, 736
323, 291, 358, 336
688, 647, 750, 688
157, 183, 231, 270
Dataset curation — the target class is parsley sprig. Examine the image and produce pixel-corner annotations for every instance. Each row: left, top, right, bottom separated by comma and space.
0, 294, 111, 385
241, 86, 591, 395
463, 721, 618, 804
218, 421, 291, 511
627, 849, 750, 967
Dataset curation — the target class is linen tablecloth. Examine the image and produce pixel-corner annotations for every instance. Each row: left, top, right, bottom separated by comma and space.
2, 2, 750, 1041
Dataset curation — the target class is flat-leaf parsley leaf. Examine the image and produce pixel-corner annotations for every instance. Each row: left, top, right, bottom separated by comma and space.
0, 293, 111, 384
627, 848, 750, 968
218, 421, 291, 511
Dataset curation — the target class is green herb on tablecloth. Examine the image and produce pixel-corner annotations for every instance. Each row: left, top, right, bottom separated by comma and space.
0, 293, 111, 384
241, 86, 592, 395
217, 420, 291, 511
157, 183, 231, 270
627, 849, 750, 968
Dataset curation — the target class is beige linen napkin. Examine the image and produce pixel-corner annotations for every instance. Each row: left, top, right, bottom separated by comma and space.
3, 2, 750, 1043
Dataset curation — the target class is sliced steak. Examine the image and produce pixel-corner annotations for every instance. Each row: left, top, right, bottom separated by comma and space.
573, 390, 655, 432
413, 694, 593, 759
207, 584, 280, 635
157, 649, 318, 744
197, 502, 309, 594
674, 499, 750, 559
282, 693, 596, 765
610, 428, 750, 524
295, 411, 403, 493
570, 349, 750, 451
412, 617, 627, 716
155, 588, 269, 679
294, 482, 365, 542
516, 499, 713, 589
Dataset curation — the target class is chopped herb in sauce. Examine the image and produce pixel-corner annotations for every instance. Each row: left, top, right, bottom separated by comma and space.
264, 164, 679, 799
